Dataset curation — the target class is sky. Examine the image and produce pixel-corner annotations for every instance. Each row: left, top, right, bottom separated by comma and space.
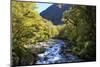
36, 3, 52, 13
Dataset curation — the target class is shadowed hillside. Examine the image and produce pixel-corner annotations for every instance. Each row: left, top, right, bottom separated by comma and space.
40, 4, 71, 25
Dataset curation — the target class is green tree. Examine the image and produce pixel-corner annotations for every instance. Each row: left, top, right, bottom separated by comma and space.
62, 5, 96, 61
12, 0, 59, 65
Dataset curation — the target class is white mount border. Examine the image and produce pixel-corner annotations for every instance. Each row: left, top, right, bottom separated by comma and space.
18, 0, 98, 5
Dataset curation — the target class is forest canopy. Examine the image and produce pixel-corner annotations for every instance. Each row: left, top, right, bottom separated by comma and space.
62, 5, 96, 60
12, 0, 58, 65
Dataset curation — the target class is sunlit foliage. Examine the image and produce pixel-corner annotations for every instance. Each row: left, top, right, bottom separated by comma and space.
12, 0, 58, 65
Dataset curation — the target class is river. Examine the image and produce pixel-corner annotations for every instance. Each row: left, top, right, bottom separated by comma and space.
36, 39, 81, 64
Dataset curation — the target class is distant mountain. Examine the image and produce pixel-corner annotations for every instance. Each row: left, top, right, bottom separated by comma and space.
40, 4, 71, 25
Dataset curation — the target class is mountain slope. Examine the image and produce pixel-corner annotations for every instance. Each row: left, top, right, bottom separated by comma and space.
40, 4, 71, 25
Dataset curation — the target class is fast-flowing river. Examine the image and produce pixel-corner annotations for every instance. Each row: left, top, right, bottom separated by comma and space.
36, 39, 81, 64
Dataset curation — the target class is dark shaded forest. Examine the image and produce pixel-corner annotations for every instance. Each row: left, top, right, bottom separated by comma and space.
12, 0, 96, 66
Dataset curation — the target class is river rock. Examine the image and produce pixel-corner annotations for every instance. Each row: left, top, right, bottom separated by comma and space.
36, 39, 82, 64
